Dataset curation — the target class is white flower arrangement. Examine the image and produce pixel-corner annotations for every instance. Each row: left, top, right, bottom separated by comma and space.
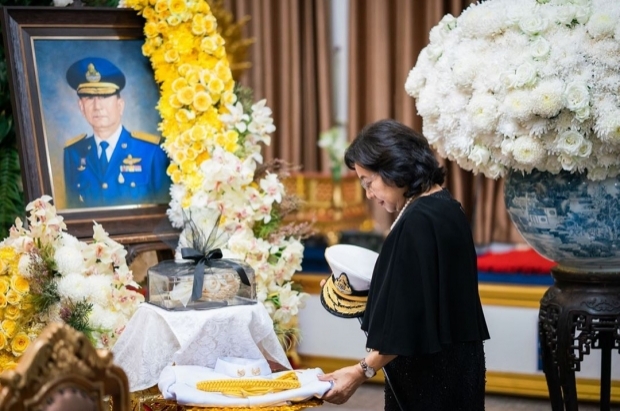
166, 95, 308, 332
405, 0, 620, 181
124, 0, 310, 343
1, 196, 143, 353
318, 125, 349, 182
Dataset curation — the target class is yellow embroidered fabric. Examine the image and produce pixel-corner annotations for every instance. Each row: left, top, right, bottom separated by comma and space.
196, 371, 301, 398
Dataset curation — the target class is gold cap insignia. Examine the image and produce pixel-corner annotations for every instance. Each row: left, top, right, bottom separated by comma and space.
335, 274, 353, 295
85, 63, 101, 83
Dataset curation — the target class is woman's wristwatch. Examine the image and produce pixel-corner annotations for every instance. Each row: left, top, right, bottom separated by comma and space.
359, 358, 376, 378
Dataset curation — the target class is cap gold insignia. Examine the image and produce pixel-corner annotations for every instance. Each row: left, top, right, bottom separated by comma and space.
85, 63, 101, 83
335, 274, 352, 295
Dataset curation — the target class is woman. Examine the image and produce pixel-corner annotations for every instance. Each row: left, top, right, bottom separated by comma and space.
318, 119, 490, 410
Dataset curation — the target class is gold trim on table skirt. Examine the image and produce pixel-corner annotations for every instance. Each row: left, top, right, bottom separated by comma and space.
129, 386, 324, 411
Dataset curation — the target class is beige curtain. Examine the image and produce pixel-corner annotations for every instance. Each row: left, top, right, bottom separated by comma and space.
348, 0, 522, 244
223, 0, 333, 172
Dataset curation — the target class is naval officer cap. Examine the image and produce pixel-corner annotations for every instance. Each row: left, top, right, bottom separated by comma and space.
66, 57, 126, 96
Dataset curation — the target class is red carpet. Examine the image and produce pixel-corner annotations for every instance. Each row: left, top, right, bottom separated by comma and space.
477, 248, 555, 274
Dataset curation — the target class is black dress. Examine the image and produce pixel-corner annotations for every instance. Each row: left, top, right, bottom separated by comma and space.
361, 189, 490, 411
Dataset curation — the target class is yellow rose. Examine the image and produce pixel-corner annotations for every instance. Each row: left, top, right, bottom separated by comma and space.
204, 14, 217, 34
0, 278, 9, 294
201, 36, 218, 54
171, 77, 188, 93
168, 94, 183, 109
185, 70, 200, 86
190, 125, 207, 141
10, 275, 29, 295
142, 6, 155, 19
4, 305, 20, 321
193, 91, 212, 112
156, 21, 169, 36
11, 332, 30, 356
6, 290, 21, 306
175, 108, 196, 123
154, 0, 167, 14
191, 14, 207, 35
178, 63, 192, 77
177, 86, 195, 106
166, 14, 181, 26
207, 78, 224, 95
168, 0, 186, 14
144, 21, 160, 38
2, 320, 17, 339
0, 331, 6, 350
164, 48, 179, 63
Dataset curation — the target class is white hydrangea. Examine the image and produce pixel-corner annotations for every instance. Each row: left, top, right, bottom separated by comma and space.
405, 0, 620, 180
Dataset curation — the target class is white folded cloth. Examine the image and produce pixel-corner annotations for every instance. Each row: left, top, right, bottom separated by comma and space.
158, 365, 331, 407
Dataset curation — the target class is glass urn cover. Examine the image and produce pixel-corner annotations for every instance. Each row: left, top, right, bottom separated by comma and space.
147, 259, 257, 311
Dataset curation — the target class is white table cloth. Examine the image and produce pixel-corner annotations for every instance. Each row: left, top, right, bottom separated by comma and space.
112, 303, 292, 391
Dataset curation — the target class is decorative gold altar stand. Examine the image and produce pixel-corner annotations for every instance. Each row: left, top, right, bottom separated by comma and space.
128, 387, 323, 411
282, 172, 371, 244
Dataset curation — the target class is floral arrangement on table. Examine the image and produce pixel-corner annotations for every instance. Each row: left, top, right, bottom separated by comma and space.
122, 0, 310, 344
0, 196, 143, 370
405, 0, 620, 181
318, 125, 349, 183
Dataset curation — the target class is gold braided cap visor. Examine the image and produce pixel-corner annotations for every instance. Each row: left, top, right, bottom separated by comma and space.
320, 274, 368, 318
77, 82, 120, 96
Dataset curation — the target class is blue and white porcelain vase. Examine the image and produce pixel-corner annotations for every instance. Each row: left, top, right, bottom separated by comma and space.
504, 169, 620, 273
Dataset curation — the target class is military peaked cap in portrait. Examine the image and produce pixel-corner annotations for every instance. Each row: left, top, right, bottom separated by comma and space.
66, 57, 126, 96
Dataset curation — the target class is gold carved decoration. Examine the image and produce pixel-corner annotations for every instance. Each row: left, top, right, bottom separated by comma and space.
0, 322, 130, 411
282, 173, 372, 244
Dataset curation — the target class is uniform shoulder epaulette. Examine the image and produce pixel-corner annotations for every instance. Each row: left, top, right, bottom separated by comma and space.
65, 133, 87, 148
131, 131, 161, 145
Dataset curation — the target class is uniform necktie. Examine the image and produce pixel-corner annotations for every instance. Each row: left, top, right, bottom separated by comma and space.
99, 141, 109, 174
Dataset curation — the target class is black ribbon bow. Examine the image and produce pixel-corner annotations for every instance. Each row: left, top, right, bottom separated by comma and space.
181, 247, 251, 302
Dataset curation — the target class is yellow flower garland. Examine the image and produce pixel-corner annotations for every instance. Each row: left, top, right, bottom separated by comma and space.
126, 0, 237, 208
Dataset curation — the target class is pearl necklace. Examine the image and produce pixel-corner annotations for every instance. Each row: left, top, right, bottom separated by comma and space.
390, 196, 414, 231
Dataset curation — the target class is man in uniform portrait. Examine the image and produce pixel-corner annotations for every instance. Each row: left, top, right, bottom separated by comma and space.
63, 57, 171, 208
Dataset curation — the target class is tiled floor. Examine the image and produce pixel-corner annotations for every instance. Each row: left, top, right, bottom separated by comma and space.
315, 382, 620, 410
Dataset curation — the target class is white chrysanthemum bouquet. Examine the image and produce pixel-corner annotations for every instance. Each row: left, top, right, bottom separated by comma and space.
405, 0, 620, 181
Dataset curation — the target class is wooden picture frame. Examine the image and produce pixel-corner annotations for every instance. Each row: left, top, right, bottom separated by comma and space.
1, 6, 178, 247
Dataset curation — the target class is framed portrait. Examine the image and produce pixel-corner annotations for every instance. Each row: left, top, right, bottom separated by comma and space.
1, 6, 178, 245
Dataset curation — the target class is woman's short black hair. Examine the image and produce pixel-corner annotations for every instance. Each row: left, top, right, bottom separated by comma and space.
344, 119, 446, 198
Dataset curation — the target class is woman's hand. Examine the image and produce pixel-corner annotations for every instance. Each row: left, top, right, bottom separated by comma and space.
318, 364, 366, 405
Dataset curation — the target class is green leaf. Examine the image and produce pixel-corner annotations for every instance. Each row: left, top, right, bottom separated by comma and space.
0, 113, 13, 144
0, 143, 24, 239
